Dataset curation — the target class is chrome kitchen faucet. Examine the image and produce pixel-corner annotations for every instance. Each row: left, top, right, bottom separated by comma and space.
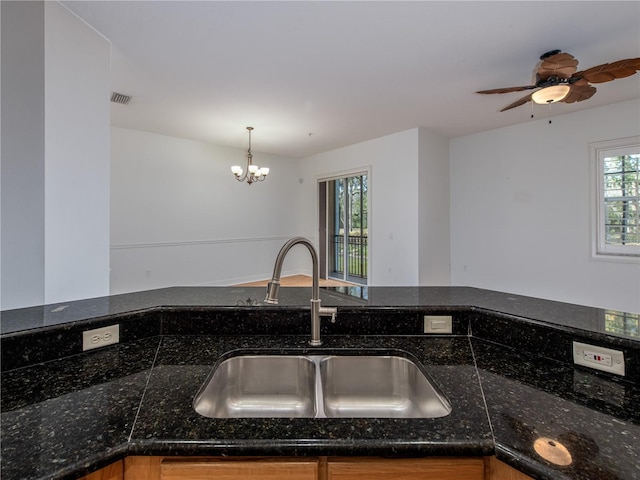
264, 237, 337, 346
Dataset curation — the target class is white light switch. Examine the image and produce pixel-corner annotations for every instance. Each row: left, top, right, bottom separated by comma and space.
423, 315, 453, 334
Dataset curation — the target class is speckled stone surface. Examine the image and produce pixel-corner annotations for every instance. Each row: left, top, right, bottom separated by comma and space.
1, 310, 161, 371
129, 335, 492, 457
1, 338, 159, 480
469, 311, 640, 384
473, 338, 640, 480
1, 287, 639, 480
3, 286, 638, 342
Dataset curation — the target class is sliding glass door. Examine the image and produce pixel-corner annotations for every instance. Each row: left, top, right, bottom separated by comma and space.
320, 173, 368, 285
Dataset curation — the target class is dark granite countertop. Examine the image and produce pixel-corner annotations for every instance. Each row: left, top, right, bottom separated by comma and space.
130, 335, 492, 457
1, 287, 639, 480
2, 286, 638, 344
473, 338, 640, 480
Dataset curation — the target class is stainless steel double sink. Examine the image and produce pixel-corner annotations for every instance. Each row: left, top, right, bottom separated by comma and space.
194, 354, 451, 419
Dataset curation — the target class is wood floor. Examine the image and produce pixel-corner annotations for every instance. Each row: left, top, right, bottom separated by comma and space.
235, 274, 353, 287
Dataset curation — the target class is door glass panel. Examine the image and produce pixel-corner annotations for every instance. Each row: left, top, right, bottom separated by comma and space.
327, 174, 367, 284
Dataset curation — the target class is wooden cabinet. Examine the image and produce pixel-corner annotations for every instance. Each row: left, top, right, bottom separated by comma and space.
486, 456, 534, 480
161, 458, 318, 480
125, 457, 318, 480
124, 457, 162, 480
327, 457, 484, 480
125, 456, 486, 480
78, 460, 123, 480
88, 455, 535, 480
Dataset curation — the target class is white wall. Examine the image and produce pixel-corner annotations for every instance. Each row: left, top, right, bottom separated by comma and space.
1, 1, 46, 309
44, 2, 111, 304
299, 129, 422, 285
418, 128, 451, 285
112, 126, 453, 292
1, 1, 110, 310
110, 127, 304, 294
450, 99, 640, 314
4, 2, 635, 314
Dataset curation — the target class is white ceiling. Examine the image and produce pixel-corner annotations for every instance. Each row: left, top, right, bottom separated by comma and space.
62, 1, 640, 158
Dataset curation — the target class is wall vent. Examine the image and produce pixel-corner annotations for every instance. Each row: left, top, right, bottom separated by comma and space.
110, 92, 132, 105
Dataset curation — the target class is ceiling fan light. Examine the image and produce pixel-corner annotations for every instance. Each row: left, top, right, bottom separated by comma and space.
531, 85, 570, 105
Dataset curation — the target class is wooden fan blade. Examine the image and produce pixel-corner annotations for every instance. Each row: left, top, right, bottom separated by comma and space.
562, 84, 597, 103
571, 78, 589, 87
476, 85, 536, 94
538, 52, 579, 80
500, 92, 533, 112
574, 57, 640, 84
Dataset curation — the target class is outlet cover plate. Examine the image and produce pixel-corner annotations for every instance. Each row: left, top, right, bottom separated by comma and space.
573, 341, 625, 376
83, 324, 120, 351
424, 315, 453, 334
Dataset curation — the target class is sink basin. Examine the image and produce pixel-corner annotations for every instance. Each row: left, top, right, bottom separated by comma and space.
320, 356, 451, 418
194, 354, 451, 419
194, 355, 316, 418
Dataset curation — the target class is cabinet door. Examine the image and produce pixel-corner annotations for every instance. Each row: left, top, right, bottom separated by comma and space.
125, 457, 162, 480
160, 457, 319, 480
327, 457, 484, 480
79, 461, 123, 480
486, 456, 534, 480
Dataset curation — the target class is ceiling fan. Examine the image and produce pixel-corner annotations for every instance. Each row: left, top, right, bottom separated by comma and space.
477, 50, 640, 112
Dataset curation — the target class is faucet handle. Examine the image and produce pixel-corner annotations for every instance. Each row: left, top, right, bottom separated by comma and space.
319, 306, 338, 323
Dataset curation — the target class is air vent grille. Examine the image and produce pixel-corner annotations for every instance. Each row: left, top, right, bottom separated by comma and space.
110, 92, 132, 105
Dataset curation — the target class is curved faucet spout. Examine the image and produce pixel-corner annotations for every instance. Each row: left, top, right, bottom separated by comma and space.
265, 237, 319, 304
264, 237, 337, 346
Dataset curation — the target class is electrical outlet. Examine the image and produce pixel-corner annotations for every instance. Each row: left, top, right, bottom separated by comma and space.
424, 315, 453, 334
572, 341, 625, 376
82, 324, 120, 351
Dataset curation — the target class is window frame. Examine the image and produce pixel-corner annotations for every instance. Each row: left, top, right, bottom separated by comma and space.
590, 136, 640, 261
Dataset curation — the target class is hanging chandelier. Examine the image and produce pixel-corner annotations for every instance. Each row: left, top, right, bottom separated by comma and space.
231, 127, 269, 185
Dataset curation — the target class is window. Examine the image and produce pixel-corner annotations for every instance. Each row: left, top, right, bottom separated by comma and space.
591, 137, 640, 259
605, 309, 639, 338
318, 172, 368, 285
